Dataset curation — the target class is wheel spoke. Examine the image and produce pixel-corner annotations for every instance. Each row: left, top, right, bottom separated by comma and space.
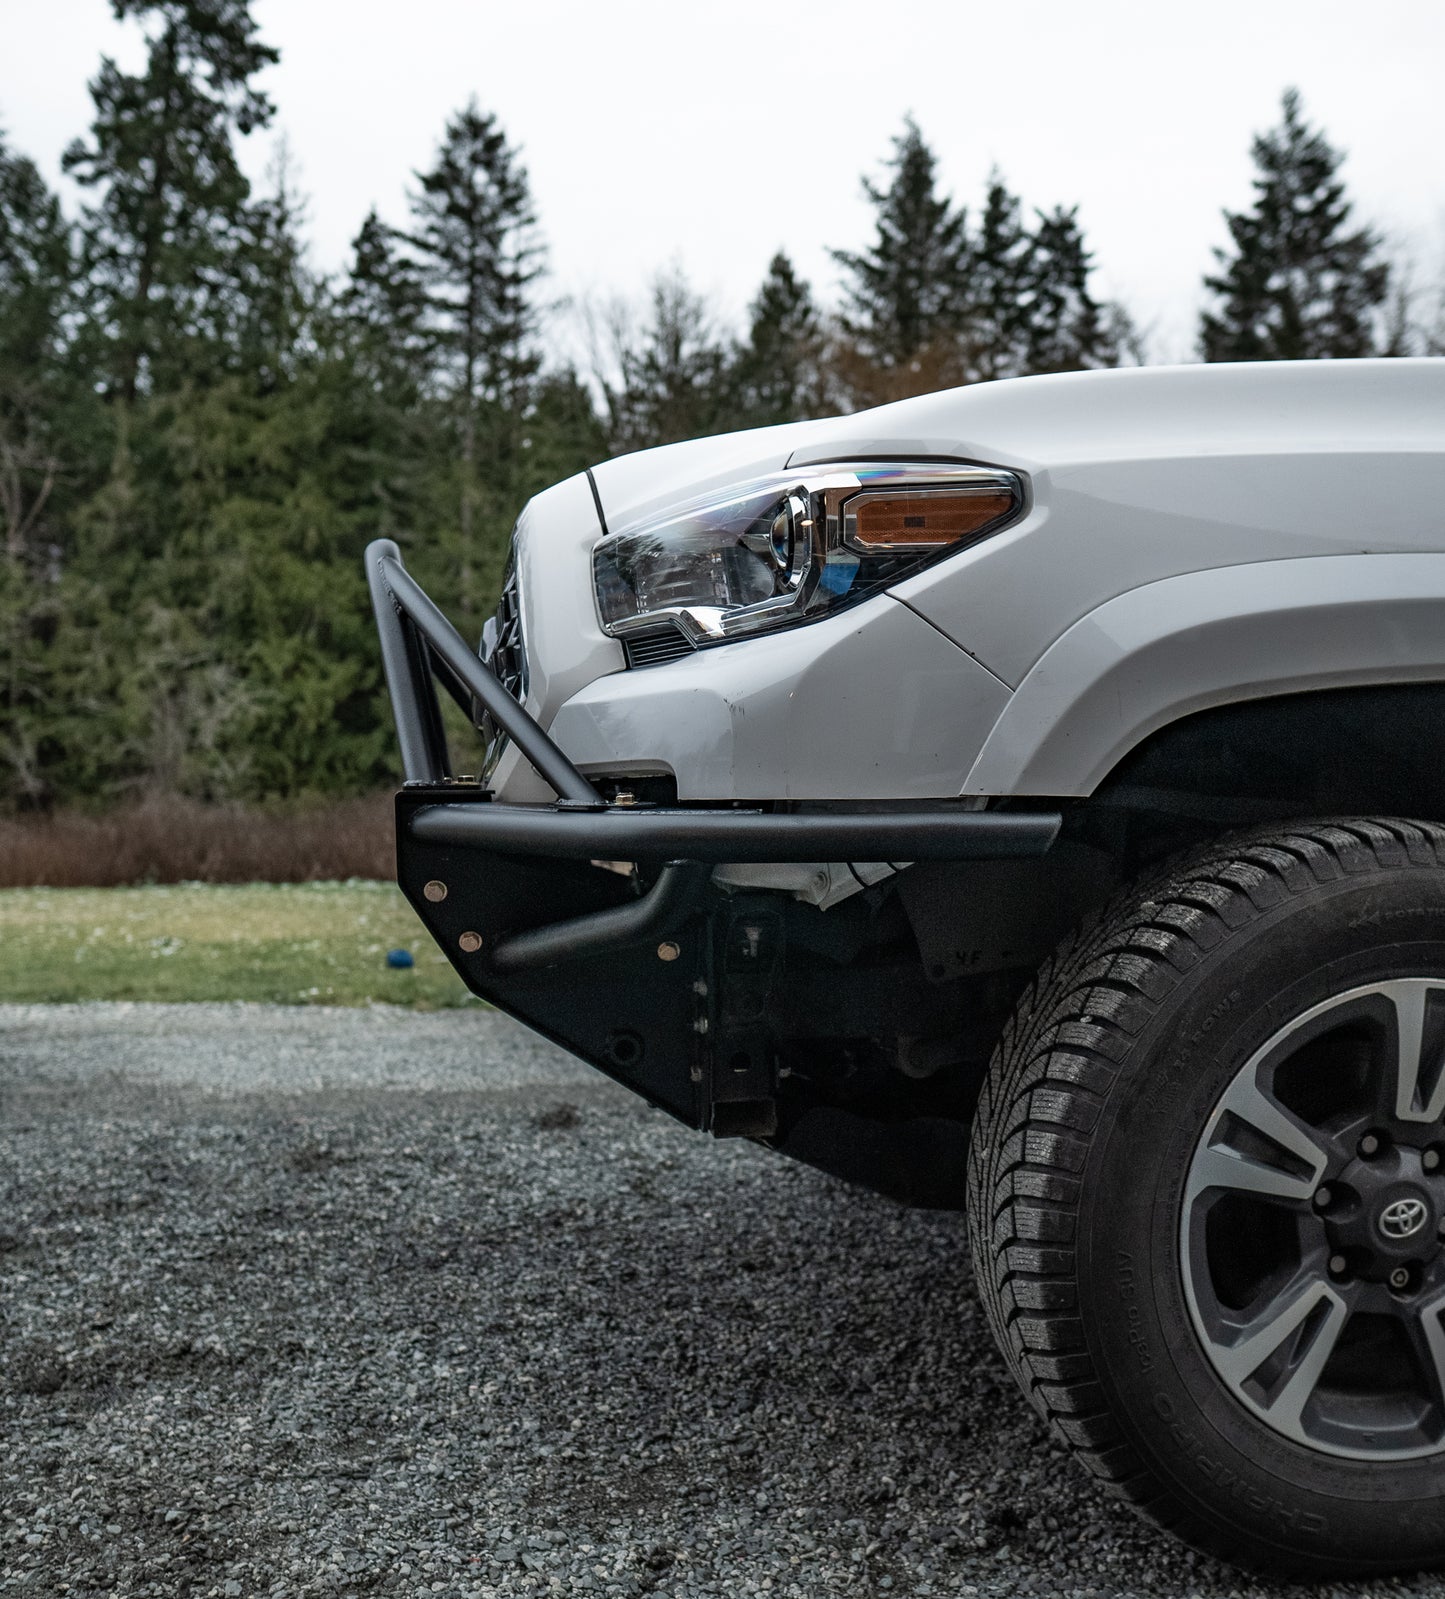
1187, 1071, 1329, 1205
1409, 1290, 1445, 1413
1380, 979, 1445, 1123
1212, 1274, 1349, 1436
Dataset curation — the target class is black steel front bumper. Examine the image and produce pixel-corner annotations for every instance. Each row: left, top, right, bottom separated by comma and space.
366, 538, 1062, 1146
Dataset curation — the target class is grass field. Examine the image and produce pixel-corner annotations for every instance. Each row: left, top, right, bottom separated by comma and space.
0, 881, 472, 1007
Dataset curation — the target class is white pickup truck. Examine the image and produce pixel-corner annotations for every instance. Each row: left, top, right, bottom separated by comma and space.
367, 358, 1445, 1576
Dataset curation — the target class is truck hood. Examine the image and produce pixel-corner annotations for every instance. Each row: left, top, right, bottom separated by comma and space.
589, 359, 1445, 534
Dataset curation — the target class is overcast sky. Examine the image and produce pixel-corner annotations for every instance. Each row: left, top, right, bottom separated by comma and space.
6, 0, 1444, 363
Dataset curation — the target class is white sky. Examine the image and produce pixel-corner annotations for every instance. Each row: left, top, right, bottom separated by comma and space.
6, 0, 1445, 363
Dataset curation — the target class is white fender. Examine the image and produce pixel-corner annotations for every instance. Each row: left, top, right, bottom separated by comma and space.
964, 554, 1445, 796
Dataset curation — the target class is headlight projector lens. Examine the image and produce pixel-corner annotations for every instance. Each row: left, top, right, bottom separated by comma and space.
768, 501, 796, 571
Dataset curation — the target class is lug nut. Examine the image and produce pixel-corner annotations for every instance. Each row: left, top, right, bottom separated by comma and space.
1390, 1266, 1413, 1292
1329, 1253, 1349, 1277
1425, 1148, 1442, 1174
1358, 1133, 1382, 1159
457, 931, 483, 954
423, 880, 448, 903
1313, 1185, 1333, 1210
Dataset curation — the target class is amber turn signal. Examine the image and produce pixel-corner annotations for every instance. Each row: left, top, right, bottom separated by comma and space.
845, 486, 1017, 551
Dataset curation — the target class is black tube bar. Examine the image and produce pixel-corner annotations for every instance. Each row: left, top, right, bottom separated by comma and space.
365, 538, 601, 808
410, 800, 1061, 863
367, 538, 450, 783
487, 861, 714, 972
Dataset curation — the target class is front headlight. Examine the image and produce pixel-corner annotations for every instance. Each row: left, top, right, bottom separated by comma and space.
593, 462, 1023, 647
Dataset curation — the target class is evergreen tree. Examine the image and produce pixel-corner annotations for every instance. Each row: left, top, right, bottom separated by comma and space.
731, 251, 829, 427
408, 100, 544, 612
830, 128, 1120, 402
1201, 89, 1389, 361
0, 131, 72, 562
225, 140, 310, 392
0, 133, 72, 384
62, 0, 278, 401
521, 369, 608, 491
1022, 204, 1118, 373
0, 134, 75, 806
831, 117, 971, 371
339, 207, 429, 399
596, 269, 732, 454
967, 175, 1035, 382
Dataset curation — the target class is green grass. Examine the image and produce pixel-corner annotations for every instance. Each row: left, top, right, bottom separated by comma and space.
0, 881, 473, 1007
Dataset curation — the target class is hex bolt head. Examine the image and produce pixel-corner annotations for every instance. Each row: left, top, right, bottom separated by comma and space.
423, 880, 448, 903
1328, 1253, 1349, 1277
1425, 1148, 1442, 1174
1358, 1133, 1382, 1159
457, 931, 483, 954
1390, 1266, 1413, 1292
1313, 1185, 1333, 1210
657, 941, 681, 963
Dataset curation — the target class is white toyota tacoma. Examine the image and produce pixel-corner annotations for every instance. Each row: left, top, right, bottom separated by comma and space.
367, 358, 1445, 1576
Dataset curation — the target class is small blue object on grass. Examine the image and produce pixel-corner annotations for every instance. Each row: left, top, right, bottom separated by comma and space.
385, 948, 415, 969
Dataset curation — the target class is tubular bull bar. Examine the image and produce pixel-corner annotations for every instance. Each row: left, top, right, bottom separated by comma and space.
366, 537, 1061, 1139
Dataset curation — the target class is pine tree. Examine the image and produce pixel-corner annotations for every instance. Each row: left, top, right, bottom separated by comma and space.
1022, 204, 1118, 373
969, 182, 1120, 376
63, 0, 278, 401
521, 369, 608, 491
966, 175, 1035, 381
596, 270, 732, 454
0, 134, 71, 383
0, 131, 72, 561
339, 207, 429, 399
0, 134, 75, 806
1201, 89, 1389, 361
830, 128, 1120, 402
831, 118, 971, 370
408, 100, 544, 612
731, 251, 829, 427
224, 141, 312, 393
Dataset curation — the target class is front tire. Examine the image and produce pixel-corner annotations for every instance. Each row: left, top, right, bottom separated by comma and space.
968, 819, 1445, 1575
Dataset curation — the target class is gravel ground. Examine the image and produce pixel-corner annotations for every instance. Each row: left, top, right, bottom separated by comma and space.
3, 1003, 1441, 1599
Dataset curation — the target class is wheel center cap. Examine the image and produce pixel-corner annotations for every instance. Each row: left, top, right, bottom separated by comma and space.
1326, 1146, 1441, 1273
1378, 1194, 1430, 1242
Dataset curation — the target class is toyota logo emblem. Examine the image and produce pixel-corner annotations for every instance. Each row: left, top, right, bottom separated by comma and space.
1378, 1197, 1430, 1241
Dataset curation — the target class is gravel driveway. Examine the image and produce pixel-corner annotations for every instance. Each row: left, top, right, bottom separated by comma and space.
3, 1002, 1440, 1599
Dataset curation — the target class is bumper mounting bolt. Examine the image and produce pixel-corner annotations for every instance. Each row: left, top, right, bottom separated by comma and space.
458, 931, 483, 954
423, 880, 448, 903
657, 941, 681, 963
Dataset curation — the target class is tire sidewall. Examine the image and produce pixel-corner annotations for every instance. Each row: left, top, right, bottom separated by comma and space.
1080, 864, 1445, 1567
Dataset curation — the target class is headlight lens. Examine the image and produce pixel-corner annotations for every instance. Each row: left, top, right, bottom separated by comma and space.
593, 462, 1023, 645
